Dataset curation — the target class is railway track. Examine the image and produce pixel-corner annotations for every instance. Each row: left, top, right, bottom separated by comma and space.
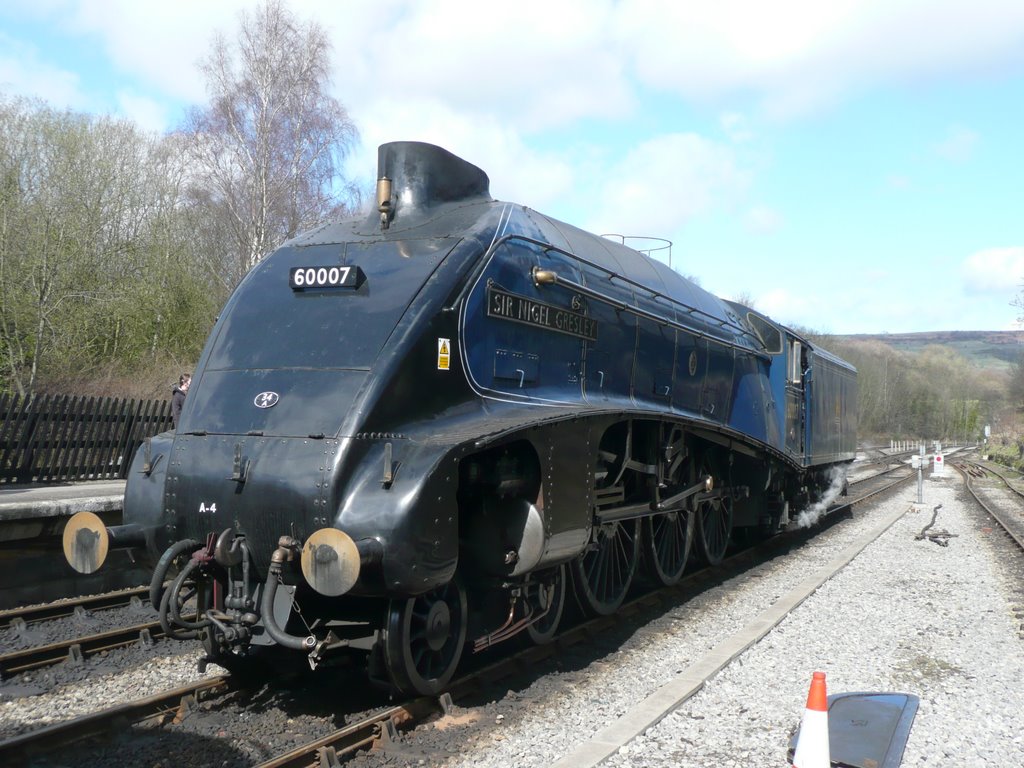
846, 448, 918, 486
0, 617, 165, 677
0, 465, 915, 766
953, 458, 1024, 550
0, 586, 149, 630
0, 586, 165, 679
845, 461, 914, 501
0, 676, 230, 762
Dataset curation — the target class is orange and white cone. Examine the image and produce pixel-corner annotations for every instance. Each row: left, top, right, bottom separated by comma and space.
791, 671, 830, 768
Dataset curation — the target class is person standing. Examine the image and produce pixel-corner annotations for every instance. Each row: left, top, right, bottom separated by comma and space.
171, 373, 191, 429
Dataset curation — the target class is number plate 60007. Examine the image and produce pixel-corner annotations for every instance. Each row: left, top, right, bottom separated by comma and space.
289, 265, 364, 290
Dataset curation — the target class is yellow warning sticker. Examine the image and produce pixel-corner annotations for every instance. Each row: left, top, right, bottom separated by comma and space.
437, 338, 450, 370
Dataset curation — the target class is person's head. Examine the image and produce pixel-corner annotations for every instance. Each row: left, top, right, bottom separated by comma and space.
179, 373, 192, 391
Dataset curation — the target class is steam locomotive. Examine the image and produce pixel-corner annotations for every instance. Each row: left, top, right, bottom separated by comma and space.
64, 141, 856, 696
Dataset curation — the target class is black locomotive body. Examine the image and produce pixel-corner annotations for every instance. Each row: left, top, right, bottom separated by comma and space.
64, 142, 856, 695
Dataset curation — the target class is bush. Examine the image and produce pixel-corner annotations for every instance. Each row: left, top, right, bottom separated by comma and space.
986, 442, 1024, 473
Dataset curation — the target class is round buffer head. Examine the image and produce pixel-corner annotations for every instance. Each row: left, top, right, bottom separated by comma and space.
63, 511, 110, 574
300, 527, 360, 597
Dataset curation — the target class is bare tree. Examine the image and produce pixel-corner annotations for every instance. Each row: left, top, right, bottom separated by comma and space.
0, 96, 217, 396
0, 99, 125, 394
183, 0, 359, 288
729, 291, 758, 311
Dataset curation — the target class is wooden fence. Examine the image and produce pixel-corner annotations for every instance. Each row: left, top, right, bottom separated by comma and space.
0, 393, 173, 485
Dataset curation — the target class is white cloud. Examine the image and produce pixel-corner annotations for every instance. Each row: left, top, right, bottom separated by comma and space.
0, 32, 85, 107
310, 0, 635, 135
583, 133, 750, 236
739, 248, 1019, 334
961, 246, 1024, 295
116, 90, 170, 134
61, 0, 240, 104
933, 125, 979, 162
743, 205, 782, 234
753, 288, 818, 327
9, 0, 636, 160
720, 112, 755, 143
613, 0, 1024, 119
752, 282, 958, 335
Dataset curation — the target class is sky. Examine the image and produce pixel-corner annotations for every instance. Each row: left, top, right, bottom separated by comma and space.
1, 0, 1022, 335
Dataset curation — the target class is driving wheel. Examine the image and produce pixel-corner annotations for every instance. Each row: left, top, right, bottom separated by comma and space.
572, 519, 640, 616
695, 457, 732, 565
643, 508, 694, 586
383, 577, 468, 696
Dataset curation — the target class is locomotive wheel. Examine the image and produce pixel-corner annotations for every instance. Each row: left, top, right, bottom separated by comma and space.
642, 509, 694, 586
695, 458, 733, 565
383, 577, 468, 696
572, 519, 640, 616
524, 564, 566, 645
642, 423, 693, 586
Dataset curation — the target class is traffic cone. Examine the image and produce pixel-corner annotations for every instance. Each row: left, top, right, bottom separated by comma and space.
791, 671, 830, 768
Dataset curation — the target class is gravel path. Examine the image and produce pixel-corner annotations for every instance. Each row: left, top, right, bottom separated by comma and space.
382, 472, 1024, 768
604, 474, 1024, 767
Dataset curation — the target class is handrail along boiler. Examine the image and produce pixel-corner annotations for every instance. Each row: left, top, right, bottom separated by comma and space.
63, 142, 857, 695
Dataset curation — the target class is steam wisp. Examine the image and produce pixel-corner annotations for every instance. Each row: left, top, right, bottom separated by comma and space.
794, 465, 849, 528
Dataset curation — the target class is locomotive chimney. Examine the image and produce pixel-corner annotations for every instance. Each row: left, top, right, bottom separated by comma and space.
375, 141, 491, 228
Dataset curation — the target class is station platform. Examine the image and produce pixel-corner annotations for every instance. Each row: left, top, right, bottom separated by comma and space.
0, 481, 126, 539
0, 481, 142, 610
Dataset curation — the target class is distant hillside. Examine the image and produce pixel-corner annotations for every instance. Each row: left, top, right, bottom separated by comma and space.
836, 330, 1024, 371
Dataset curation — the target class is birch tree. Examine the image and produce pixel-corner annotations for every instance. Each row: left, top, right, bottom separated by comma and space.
183, 0, 359, 289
